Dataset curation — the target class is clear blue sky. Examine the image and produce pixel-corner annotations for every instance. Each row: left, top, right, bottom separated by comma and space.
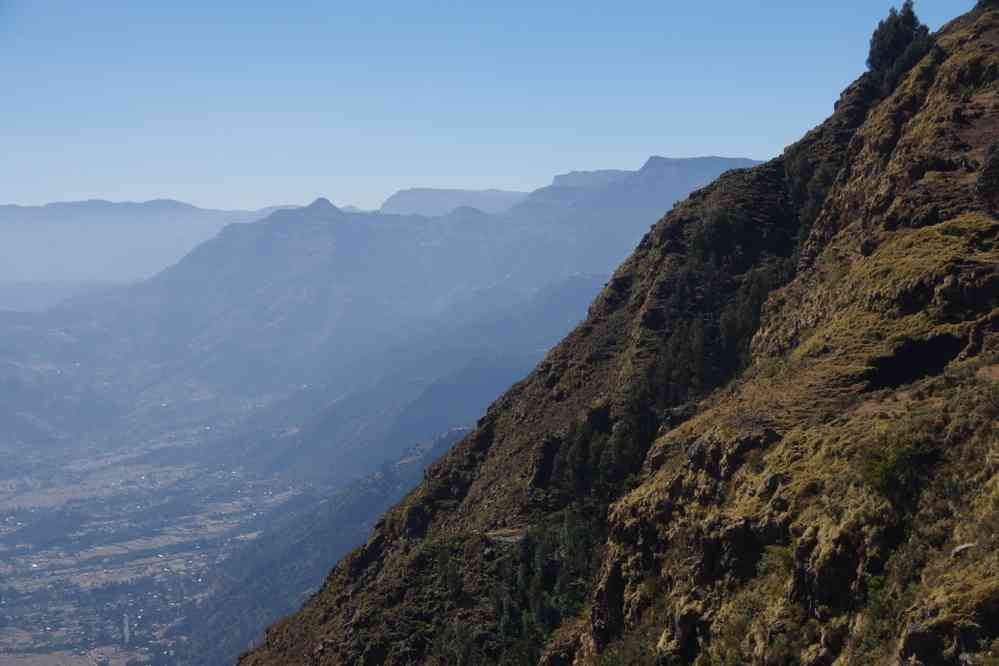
1, 1, 968, 210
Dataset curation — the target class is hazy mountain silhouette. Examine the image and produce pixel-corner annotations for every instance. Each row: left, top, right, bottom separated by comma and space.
0, 199, 289, 285
379, 188, 528, 216
0, 156, 757, 462
0, 154, 762, 664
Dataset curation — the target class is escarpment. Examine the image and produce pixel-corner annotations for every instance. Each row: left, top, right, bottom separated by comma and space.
241, 5, 999, 665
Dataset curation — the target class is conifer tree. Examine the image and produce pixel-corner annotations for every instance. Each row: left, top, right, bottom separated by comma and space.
868, 1, 934, 93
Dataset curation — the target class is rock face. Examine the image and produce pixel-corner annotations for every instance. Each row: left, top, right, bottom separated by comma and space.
978, 143, 999, 212
241, 6, 999, 666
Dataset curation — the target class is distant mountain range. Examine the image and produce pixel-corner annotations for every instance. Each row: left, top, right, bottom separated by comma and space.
376, 157, 759, 218
0, 154, 759, 664
0, 199, 290, 285
0, 159, 756, 307
379, 188, 528, 216
1, 155, 759, 458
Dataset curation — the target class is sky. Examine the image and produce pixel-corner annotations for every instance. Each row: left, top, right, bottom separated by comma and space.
0, 1, 970, 210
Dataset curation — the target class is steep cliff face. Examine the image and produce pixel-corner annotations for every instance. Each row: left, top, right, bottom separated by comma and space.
241, 5, 999, 665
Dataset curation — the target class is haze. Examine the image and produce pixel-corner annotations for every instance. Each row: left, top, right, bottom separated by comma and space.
2, 2, 993, 665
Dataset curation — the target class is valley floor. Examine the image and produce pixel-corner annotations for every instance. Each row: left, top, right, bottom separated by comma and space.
0, 436, 305, 664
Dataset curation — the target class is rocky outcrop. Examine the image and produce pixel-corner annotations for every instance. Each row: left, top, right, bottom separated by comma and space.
978, 143, 999, 212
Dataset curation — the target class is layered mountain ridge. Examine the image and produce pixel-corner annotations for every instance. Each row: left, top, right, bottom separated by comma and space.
375, 158, 758, 219
1, 152, 756, 664
0, 154, 750, 458
241, 4, 999, 665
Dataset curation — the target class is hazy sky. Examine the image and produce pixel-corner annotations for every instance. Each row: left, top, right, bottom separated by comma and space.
1, 1, 967, 210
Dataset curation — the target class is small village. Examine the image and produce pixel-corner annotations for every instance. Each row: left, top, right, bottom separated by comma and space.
0, 441, 302, 665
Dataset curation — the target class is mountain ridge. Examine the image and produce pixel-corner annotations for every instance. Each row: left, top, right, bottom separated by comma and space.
240, 4, 999, 665
379, 188, 529, 216
0, 198, 291, 219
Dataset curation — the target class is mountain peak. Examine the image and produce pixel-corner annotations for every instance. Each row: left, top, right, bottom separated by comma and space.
306, 197, 339, 214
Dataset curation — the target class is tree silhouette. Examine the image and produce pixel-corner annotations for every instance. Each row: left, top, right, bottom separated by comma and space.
868, 1, 934, 93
